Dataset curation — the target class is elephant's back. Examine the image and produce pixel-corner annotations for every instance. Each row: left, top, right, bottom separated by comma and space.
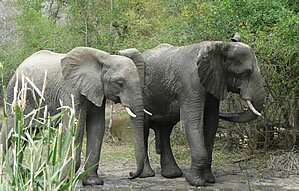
18, 50, 65, 78
143, 44, 176, 63
7, 50, 66, 102
142, 44, 179, 78
6, 50, 67, 115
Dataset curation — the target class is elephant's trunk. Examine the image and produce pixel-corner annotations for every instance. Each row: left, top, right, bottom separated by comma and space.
220, 77, 265, 123
127, 96, 145, 179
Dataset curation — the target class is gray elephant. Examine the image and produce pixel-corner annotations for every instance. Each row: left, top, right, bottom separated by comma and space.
119, 41, 265, 186
1, 47, 146, 186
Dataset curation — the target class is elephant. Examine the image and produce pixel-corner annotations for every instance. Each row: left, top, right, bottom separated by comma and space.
119, 40, 265, 186
0, 47, 146, 186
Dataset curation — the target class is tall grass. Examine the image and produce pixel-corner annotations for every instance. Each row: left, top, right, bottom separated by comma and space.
0, 62, 89, 190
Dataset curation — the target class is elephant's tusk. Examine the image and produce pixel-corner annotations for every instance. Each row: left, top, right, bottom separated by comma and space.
125, 107, 137, 118
143, 109, 152, 116
246, 100, 262, 116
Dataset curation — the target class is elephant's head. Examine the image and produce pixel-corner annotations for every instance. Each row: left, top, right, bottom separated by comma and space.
197, 41, 265, 122
60, 47, 145, 178
118, 48, 145, 90
118, 48, 152, 117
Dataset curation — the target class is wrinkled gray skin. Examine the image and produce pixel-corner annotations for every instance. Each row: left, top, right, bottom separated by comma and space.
120, 41, 265, 187
0, 47, 145, 186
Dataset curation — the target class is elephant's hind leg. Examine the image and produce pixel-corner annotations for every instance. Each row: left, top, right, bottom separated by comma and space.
159, 123, 183, 178
0, 115, 16, 168
0, 115, 14, 154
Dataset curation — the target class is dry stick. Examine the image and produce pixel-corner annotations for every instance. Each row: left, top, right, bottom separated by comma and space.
231, 155, 256, 164
245, 167, 252, 191
108, 103, 113, 133
107, 102, 117, 143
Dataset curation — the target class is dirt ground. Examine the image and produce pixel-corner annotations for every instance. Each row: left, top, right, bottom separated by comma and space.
76, 162, 299, 191
76, 144, 299, 191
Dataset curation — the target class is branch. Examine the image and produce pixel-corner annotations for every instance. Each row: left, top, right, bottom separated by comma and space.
231, 155, 256, 164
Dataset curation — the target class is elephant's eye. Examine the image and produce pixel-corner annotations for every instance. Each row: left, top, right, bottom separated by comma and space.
241, 69, 252, 78
117, 80, 124, 86
109, 76, 125, 87
234, 69, 252, 79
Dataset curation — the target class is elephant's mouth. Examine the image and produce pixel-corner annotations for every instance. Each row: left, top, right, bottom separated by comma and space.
227, 85, 241, 94
109, 95, 121, 104
109, 96, 137, 118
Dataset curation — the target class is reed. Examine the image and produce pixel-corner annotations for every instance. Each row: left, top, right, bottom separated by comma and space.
0, 62, 89, 190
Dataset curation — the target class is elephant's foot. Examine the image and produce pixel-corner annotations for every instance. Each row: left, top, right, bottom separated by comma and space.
139, 165, 155, 178
204, 167, 215, 183
161, 164, 183, 178
82, 174, 104, 186
185, 167, 206, 187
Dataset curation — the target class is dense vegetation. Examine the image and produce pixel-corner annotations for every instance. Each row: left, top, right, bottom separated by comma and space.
0, 0, 298, 151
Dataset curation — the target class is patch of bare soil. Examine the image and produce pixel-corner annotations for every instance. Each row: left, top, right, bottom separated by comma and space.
76, 151, 299, 191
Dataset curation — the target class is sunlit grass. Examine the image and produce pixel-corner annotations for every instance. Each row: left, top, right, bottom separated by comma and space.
101, 143, 135, 162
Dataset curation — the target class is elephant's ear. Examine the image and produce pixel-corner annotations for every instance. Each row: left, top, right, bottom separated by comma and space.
61, 47, 110, 107
197, 41, 227, 100
118, 48, 145, 89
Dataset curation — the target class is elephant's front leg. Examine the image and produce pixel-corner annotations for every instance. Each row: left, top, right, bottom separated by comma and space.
159, 123, 183, 178
181, 96, 208, 187
203, 93, 220, 183
140, 121, 155, 178
82, 102, 106, 186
